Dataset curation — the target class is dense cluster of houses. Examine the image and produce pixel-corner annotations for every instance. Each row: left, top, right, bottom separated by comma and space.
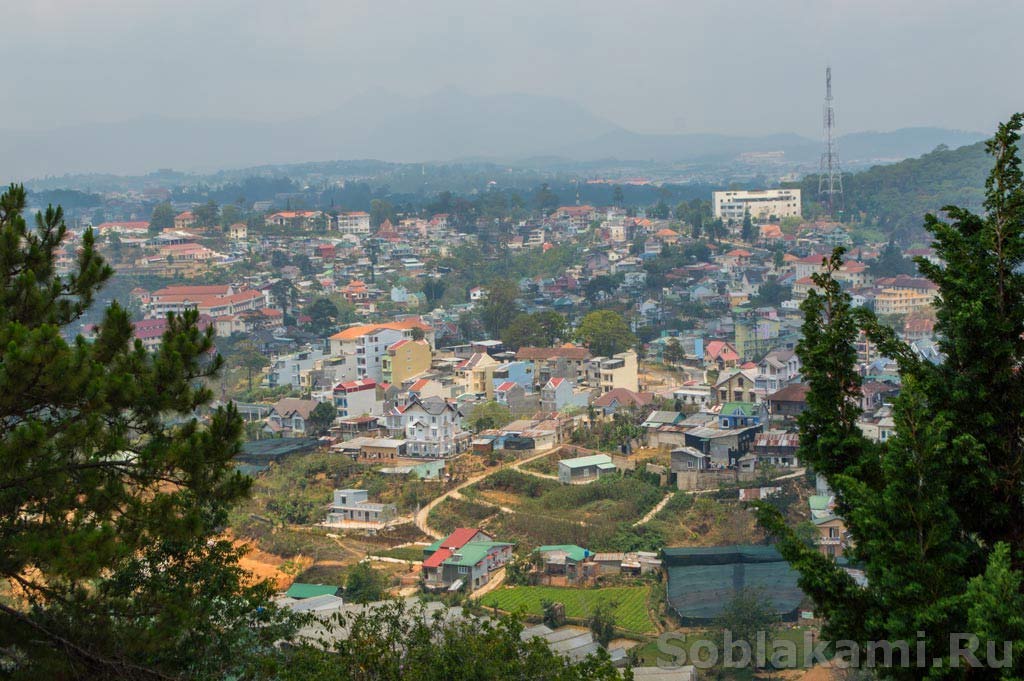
80, 191, 939, 573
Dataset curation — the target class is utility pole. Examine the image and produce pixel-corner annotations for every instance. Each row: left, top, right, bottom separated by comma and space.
818, 66, 844, 218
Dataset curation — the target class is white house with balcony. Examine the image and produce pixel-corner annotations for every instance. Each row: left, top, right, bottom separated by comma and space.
754, 349, 801, 397
385, 395, 469, 458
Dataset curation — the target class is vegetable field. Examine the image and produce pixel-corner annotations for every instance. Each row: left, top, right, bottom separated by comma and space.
483, 585, 655, 633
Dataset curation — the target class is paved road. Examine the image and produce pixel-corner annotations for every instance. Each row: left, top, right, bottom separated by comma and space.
413, 448, 558, 539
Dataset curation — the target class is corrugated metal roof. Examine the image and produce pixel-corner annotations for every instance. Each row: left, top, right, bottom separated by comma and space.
285, 583, 341, 599
558, 454, 613, 469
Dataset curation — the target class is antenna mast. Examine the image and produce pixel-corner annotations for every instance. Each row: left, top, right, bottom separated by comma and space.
818, 66, 843, 217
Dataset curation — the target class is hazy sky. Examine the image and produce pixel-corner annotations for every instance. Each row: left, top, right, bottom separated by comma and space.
5, 0, 1022, 138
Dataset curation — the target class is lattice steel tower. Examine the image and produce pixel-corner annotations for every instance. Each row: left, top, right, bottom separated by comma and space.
818, 66, 843, 217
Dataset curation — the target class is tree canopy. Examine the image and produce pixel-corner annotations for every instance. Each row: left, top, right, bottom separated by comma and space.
868, 240, 918, 278
303, 297, 342, 335
467, 401, 514, 432
308, 401, 338, 434
795, 139, 991, 244
192, 199, 219, 227
575, 310, 636, 357
0, 184, 295, 678
479, 278, 521, 339
756, 115, 1024, 678
274, 600, 623, 681
149, 201, 175, 233
501, 311, 567, 350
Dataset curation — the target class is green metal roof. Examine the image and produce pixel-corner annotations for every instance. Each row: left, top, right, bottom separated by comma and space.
808, 495, 831, 511
285, 583, 341, 599
559, 454, 613, 469
446, 541, 512, 567
720, 402, 756, 417
535, 545, 590, 562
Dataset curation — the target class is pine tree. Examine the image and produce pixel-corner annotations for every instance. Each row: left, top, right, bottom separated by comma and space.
756, 115, 1024, 678
741, 208, 754, 243
0, 185, 294, 678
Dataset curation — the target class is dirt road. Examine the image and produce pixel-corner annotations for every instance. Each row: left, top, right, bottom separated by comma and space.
634, 492, 674, 526
470, 566, 506, 599
413, 448, 558, 539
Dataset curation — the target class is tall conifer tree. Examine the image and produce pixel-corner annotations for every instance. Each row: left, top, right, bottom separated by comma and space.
756, 115, 1024, 678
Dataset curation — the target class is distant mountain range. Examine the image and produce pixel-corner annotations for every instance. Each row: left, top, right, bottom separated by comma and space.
0, 89, 985, 180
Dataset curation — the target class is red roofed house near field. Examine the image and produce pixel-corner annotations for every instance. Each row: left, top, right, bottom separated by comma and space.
421, 528, 513, 591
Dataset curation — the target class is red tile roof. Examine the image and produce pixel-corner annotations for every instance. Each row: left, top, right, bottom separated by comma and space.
422, 548, 452, 568
442, 527, 481, 549
705, 340, 739, 362
768, 383, 810, 403
334, 378, 377, 393
330, 318, 431, 341
409, 378, 431, 392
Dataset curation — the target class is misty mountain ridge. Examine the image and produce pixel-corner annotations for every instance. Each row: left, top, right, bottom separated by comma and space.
0, 89, 984, 179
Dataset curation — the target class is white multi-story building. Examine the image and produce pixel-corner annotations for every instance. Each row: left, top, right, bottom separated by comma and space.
335, 211, 371, 235
327, 320, 434, 383
332, 377, 381, 419
266, 347, 331, 390
585, 349, 639, 394
712, 189, 802, 222
384, 395, 469, 458
754, 349, 801, 397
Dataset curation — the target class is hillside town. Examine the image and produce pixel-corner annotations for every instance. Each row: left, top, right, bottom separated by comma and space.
5, 0, 1024, 678
37, 177, 945, 674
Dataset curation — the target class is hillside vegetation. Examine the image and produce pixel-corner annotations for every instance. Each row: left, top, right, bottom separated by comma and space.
796, 140, 991, 243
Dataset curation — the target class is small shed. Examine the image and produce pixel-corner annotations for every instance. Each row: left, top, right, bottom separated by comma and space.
557, 454, 616, 484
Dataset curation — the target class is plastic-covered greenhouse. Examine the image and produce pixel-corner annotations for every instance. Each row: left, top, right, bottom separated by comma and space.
663, 545, 804, 624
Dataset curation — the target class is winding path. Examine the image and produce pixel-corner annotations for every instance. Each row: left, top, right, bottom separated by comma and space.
414, 450, 806, 538
413, 448, 557, 539
633, 492, 674, 526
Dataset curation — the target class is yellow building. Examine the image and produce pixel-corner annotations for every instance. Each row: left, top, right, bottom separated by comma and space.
586, 349, 639, 393
456, 352, 500, 398
714, 368, 758, 404
382, 338, 432, 386
874, 288, 934, 316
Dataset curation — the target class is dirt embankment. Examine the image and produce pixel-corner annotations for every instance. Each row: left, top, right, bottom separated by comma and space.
232, 538, 311, 591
